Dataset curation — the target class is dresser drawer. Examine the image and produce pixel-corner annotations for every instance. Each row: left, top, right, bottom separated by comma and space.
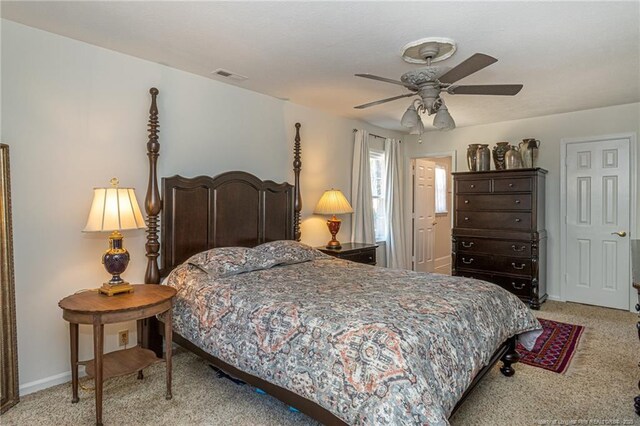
456, 237, 532, 257
456, 271, 532, 298
494, 256, 532, 276
455, 253, 493, 272
491, 275, 533, 298
457, 179, 491, 193
455, 211, 532, 231
456, 194, 532, 211
493, 177, 532, 193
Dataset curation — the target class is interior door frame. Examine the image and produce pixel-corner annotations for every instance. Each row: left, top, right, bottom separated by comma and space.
408, 150, 458, 271
560, 133, 637, 311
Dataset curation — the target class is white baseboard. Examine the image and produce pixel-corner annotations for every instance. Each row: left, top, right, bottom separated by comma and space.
20, 368, 86, 396
547, 294, 563, 302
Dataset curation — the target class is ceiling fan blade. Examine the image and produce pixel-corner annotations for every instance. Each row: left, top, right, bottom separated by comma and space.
355, 74, 418, 90
438, 53, 498, 84
448, 84, 523, 96
354, 93, 416, 109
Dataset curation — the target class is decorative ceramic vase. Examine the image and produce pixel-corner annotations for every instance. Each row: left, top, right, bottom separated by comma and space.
519, 138, 540, 168
492, 142, 510, 170
467, 144, 480, 171
477, 144, 491, 171
505, 145, 522, 170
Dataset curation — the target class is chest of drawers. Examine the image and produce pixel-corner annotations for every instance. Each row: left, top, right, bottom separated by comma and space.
452, 168, 547, 309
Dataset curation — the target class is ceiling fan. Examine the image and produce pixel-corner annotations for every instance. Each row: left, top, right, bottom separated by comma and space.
354, 39, 523, 132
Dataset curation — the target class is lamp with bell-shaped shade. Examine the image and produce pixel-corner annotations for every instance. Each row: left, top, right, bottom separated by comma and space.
314, 189, 354, 249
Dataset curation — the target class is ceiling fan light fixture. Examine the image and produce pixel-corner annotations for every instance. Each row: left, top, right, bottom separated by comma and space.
433, 106, 455, 131
409, 117, 425, 135
400, 103, 420, 128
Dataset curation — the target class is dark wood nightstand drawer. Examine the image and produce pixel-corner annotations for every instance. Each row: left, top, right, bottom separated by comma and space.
317, 242, 378, 266
340, 250, 376, 265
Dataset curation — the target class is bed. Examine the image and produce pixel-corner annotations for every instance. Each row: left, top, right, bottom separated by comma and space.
139, 88, 541, 425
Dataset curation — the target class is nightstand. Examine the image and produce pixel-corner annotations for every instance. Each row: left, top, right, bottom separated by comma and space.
317, 242, 378, 265
59, 284, 176, 426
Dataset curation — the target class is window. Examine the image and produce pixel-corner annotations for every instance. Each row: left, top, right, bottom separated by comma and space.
369, 150, 387, 241
435, 165, 448, 214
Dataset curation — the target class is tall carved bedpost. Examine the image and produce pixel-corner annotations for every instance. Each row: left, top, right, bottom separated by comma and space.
142, 87, 163, 357
293, 123, 302, 241
145, 88, 161, 284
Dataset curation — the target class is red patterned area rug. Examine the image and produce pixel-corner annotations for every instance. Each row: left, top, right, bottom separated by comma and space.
516, 318, 585, 374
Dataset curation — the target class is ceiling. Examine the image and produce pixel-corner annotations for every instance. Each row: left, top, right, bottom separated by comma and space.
2, 1, 639, 132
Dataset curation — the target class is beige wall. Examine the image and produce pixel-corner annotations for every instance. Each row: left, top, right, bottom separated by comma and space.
1, 20, 402, 392
405, 102, 640, 302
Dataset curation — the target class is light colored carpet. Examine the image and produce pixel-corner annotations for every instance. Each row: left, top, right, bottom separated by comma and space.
2, 301, 638, 425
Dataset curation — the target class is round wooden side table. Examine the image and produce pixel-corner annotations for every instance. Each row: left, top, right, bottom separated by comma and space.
59, 284, 177, 426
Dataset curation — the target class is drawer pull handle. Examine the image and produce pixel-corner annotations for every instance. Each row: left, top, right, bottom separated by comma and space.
461, 242, 474, 248
464, 200, 469, 204
512, 263, 526, 270
511, 282, 525, 290
509, 183, 514, 188
635, 303, 640, 312
464, 217, 470, 221
511, 245, 526, 252
515, 218, 521, 223
470, 184, 475, 188
515, 200, 521, 205
462, 258, 474, 264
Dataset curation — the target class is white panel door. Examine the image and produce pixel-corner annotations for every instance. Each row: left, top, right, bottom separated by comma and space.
413, 159, 436, 273
566, 138, 630, 309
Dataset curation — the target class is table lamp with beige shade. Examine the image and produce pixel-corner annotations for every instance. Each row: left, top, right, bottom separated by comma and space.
314, 189, 354, 250
83, 178, 146, 296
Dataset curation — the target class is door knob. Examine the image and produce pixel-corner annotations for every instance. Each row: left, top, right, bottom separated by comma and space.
611, 231, 627, 237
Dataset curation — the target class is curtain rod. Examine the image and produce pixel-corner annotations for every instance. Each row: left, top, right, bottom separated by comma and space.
353, 128, 401, 143
353, 128, 384, 139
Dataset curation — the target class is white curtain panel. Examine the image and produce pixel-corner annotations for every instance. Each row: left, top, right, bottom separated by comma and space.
384, 138, 408, 269
351, 130, 376, 244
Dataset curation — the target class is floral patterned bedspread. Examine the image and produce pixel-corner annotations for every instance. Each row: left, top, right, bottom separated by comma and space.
165, 248, 541, 425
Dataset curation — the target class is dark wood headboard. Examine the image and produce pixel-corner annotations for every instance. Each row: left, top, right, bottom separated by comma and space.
143, 88, 302, 283
160, 172, 295, 276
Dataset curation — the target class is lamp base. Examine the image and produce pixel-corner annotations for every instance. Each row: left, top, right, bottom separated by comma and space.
99, 282, 135, 296
325, 240, 342, 250
100, 230, 132, 296
325, 215, 342, 250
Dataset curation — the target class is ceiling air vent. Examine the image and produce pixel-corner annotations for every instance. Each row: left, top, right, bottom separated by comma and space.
212, 68, 248, 82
